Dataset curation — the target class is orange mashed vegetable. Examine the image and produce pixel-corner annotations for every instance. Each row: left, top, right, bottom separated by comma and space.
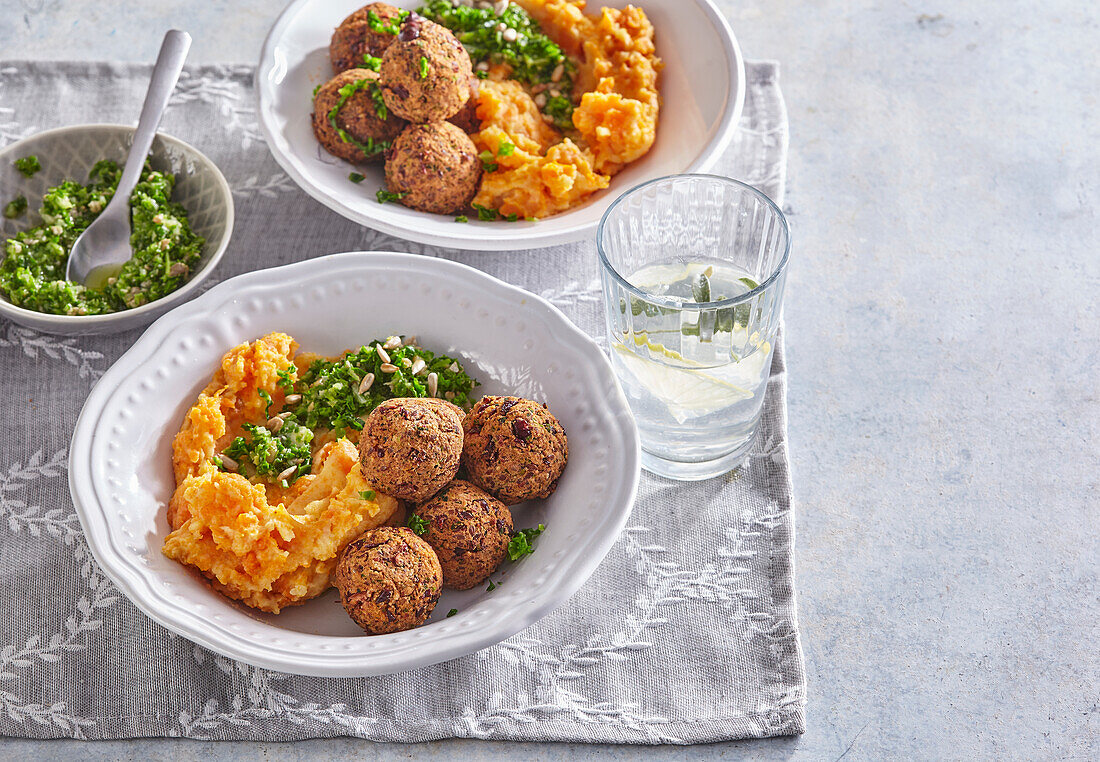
471, 0, 661, 220
162, 332, 401, 614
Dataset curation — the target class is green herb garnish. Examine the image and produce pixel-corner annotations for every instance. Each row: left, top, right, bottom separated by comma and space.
543, 94, 574, 130
359, 489, 376, 501
472, 203, 498, 221
312, 83, 322, 97
367, 8, 409, 35
349, 172, 365, 184
507, 524, 545, 561
279, 340, 476, 434
739, 276, 760, 290
3, 196, 27, 219
486, 579, 497, 592
474, 69, 489, 80
14, 155, 41, 177
259, 389, 274, 417
497, 141, 515, 157
447, 608, 458, 617
504, 212, 519, 222
377, 189, 407, 204
327, 79, 391, 158
454, 215, 469, 223
407, 514, 430, 535
478, 150, 498, 173
362, 54, 383, 72
222, 418, 313, 484
418, 56, 431, 79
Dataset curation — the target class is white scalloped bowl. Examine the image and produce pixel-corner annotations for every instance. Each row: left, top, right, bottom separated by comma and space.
256, 0, 745, 250
68, 251, 639, 676
0, 124, 233, 335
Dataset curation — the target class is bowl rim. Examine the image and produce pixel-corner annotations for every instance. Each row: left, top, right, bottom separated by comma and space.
0, 123, 235, 329
68, 250, 642, 676
254, 0, 746, 251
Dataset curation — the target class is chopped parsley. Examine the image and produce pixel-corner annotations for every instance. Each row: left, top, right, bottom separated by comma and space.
478, 150, 498, 173
472, 203, 498, 221
361, 54, 383, 72
327, 79, 391, 159
14, 155, 41, 177
504, 212, 519, 222
507, 524, 545, 561
278, 340, 477, 435
368, 8, 409, 35
377, 189, 407, 204
312, 83, 322, 97
417, 0, 575, 125
259, 389, 274, 417
222, 418, 313, 484
407, 514, 430, 535
446, 608, 458, 617
418, 56, 431, 78
497, 141, 515, 157
486, 579, 497, 592
359, 489, 376, 501
454, 215, 468, 223
3, 196, 27, 219
474, 69, 489, 80
348, 172, 365, 184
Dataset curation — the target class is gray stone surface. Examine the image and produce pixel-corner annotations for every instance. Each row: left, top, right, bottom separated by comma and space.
2, 0, 1097, 759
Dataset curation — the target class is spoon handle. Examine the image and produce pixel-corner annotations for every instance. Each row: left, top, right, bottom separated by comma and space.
114, 30, 192, 201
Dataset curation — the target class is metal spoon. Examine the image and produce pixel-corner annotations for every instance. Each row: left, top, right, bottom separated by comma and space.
65, 30, 192, 286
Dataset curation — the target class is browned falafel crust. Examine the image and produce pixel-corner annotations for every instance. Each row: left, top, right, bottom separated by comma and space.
358, 397, 464, 503
329, 3, 406, 73
413, 480, 513, 590
380, 15, 472, 124
312, 68, 406, 163
385, 122, 482, 214
461, 396, 569, 505
334, 527, 443, 634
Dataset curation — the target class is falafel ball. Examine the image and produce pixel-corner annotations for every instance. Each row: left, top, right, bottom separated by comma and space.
358, 397, 463, 502
461, 396, 569, 505
413, 480, 513, 590
312, 68, 407, 163
330, 3, 406, 73
334, 527, 443, 634
380, 15, 472, 123
385, 122, 482, 214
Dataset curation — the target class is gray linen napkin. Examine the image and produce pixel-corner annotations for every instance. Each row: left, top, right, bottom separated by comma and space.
0, 60, 804, 743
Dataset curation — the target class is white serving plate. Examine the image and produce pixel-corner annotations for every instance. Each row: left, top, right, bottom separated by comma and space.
0, 124, 233, 335
68, 251, 640, 677
255, 0, 745, 250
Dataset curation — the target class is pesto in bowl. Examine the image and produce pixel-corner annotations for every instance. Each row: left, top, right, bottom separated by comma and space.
1, 159, 205, 316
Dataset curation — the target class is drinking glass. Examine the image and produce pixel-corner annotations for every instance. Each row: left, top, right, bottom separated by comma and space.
596, 175, 791, 481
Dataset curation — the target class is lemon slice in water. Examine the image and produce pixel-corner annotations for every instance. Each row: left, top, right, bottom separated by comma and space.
613, 336, 764, 424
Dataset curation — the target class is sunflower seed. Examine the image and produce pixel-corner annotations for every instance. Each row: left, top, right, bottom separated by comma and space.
375, 345, 391, 364
549, 88, 560, 98
494, 1, 509, 17
380, 363, 398, 374
551, 63, 564, 82
411, 357, 427, 375
266, 417, 284, 432
218, 454, 238, 471
476, 61, 490, 72
383, 335, 402, 350
358, 373, 375, 393
444, 391, 455, 400
277, 465, 298, 482
535, 92, 547, 107
401, 357, 413, 368
496, 22, 507, 32
502, 27, 518, 42
449, 361, 460, 373
427, 372, 438, 397
284, 394, 302, 405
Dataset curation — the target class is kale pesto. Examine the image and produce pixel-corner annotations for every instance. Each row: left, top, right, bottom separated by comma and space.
0, 160, 205, 316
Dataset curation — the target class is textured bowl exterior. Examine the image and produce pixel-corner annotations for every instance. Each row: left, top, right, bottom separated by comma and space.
255, 0, 745, 251
68, 251, 640, 677
0, 124, 234, 335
